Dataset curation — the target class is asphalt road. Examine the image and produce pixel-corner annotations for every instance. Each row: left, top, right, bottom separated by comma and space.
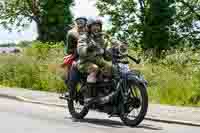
0, 97, 200, 133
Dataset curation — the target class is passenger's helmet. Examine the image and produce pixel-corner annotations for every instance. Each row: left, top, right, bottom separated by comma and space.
75, 16, 87, 23
74, 16, 87, 28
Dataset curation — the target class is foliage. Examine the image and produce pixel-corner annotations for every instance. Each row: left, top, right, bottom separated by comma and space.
1, 42, 200, 106
0, 0, 74, 41
96, 0, 141, 46
39, 0, 74, 41
0, 41, 66, 92
133, 48, 200, 106
171, 0, 200, 47
97, 0, 200, 57
144, 0, 176, 52
0, 43, 16, 47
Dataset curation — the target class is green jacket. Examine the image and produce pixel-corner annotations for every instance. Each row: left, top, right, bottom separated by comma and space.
77, 32, 109, 61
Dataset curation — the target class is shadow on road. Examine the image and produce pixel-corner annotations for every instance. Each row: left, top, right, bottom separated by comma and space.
65, 116, 162, 130
137, 124, 163, 131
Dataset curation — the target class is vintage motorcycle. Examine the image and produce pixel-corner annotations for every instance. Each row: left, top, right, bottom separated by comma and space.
62, 47, 148, 127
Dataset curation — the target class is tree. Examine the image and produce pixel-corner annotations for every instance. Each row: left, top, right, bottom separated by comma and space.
171, 0, 200, 47
143, 0, 176, 57
97, 0, 200, 55
97, 0, 175, 49
0, 0, 74, 42
96, 0, 141, 46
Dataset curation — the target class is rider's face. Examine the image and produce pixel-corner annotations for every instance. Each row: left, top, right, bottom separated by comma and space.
76, 19, 86, 29
90, 24, 101, 33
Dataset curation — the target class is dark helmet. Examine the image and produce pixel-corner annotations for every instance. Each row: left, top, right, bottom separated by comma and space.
74, 16, 87, 29
75, 16, 87, 22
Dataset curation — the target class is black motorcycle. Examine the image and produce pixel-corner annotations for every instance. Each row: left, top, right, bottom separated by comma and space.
62, 48, 148, 127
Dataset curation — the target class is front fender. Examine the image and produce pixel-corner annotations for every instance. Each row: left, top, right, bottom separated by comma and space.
122, 71, 148, 87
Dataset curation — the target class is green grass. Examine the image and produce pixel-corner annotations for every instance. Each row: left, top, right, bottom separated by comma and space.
131, 48, 200, 106
0, 42, 200, 106
0, 41, 67, 93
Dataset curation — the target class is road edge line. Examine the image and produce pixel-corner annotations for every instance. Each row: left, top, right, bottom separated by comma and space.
1, 93, 200, 127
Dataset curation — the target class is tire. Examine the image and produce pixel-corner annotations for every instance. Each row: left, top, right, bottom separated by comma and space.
67, 83, 89, 119
120, 83, 148, 126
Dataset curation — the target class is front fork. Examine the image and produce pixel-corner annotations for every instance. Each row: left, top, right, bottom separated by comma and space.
112, 79, 129, 114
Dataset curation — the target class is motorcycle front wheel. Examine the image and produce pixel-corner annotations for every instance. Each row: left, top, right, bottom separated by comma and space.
120, 83, 148, 126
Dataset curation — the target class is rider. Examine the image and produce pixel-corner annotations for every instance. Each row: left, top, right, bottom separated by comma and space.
62, 17, 87, 98
77, 17, 112, 83
62, 16, 87, 82
76, 17, 112, 103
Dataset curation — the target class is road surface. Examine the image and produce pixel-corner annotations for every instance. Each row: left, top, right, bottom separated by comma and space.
0, 97, 199, 133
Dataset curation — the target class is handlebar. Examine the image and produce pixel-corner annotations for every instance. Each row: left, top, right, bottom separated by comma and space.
113, 54, 141, 64
127, 55, 141, 64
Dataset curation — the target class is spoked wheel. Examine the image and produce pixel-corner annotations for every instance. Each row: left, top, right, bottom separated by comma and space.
68, 82, 89, 119
120, 83, 148, 126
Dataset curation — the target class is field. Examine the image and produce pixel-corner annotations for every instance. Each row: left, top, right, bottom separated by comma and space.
0, 42, 200, 106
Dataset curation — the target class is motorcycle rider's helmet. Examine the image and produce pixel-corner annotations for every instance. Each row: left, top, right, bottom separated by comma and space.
87, 17, 103, 32
87, 17, 96, 29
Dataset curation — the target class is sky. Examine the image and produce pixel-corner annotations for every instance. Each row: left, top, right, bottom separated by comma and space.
0, 0, 102, 44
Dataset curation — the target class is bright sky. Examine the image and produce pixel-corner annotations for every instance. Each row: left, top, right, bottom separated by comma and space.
0, 0, 103, 44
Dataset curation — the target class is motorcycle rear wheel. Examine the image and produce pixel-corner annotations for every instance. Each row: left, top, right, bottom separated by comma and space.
68, 83, 89, 119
